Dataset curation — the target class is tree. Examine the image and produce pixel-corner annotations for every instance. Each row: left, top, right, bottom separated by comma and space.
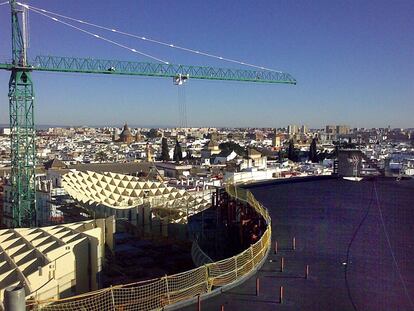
278, 149, 285, 163
161, 137, 170, 161
95, 151, 108, 163
147, 128, 159, 139
287, 139, 297, 162
186, 148, 193, 160
219, 142, 247, 157
173, 139, 183, 162
309, 137, 318, 163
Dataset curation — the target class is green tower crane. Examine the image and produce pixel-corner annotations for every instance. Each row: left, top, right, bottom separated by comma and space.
7, 0, 36, 227
1, 1, 296, 228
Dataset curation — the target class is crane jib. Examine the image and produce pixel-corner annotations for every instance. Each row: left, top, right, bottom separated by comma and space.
0, 56, 297, 84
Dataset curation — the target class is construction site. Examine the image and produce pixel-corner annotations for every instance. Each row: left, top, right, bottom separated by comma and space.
0, 1, 288, 310
0, 1, 413, 311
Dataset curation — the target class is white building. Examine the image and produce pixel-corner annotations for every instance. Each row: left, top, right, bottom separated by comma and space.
0, 128, 10, 136
287, 125, 298, 135
213, 150, 238, 165
0, 218, 114, 303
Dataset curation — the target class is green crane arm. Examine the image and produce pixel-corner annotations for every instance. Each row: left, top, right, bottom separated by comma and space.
0, 55, 296, 84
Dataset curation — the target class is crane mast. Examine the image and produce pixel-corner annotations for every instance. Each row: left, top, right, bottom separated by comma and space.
9, 0, 36, 227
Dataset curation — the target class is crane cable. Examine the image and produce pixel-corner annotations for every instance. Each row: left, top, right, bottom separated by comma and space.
177, 84, 187, 128
343, 181, 375, 311
374, 183, 414, 310
15, 2, 281, 73
344, 180, 414, 311
19, 4, 169, 64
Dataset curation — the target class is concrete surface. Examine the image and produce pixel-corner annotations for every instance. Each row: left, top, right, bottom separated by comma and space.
180, 177, 414, 311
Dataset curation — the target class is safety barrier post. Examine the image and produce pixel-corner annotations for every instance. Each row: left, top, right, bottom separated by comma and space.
164, 275, 171, 304
220, 305, 225, 311
197, 294, 201, 311
279, 286, 284, 304
280, 257, 284, 272
305, 265, 309, 279
292, 237, 296, 250
110, 286, 116, 311
234, 256, 238, 278
274, 240, 278, 254
204, 264, 211, 292
256, 277, 260, 296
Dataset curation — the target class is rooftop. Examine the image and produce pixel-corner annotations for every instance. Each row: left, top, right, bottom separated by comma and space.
0, 218, 111, 301
182, 177, 414, 310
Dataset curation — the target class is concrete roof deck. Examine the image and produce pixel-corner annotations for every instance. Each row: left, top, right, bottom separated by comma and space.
181, 177, 414, 310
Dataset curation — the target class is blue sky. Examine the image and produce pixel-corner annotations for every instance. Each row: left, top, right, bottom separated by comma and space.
0, 0, 413, 128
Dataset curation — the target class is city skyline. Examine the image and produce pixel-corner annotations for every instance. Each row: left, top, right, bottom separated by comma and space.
1, 122, 412, 131
0, 2, 413, 309
0, 0, 413, 128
